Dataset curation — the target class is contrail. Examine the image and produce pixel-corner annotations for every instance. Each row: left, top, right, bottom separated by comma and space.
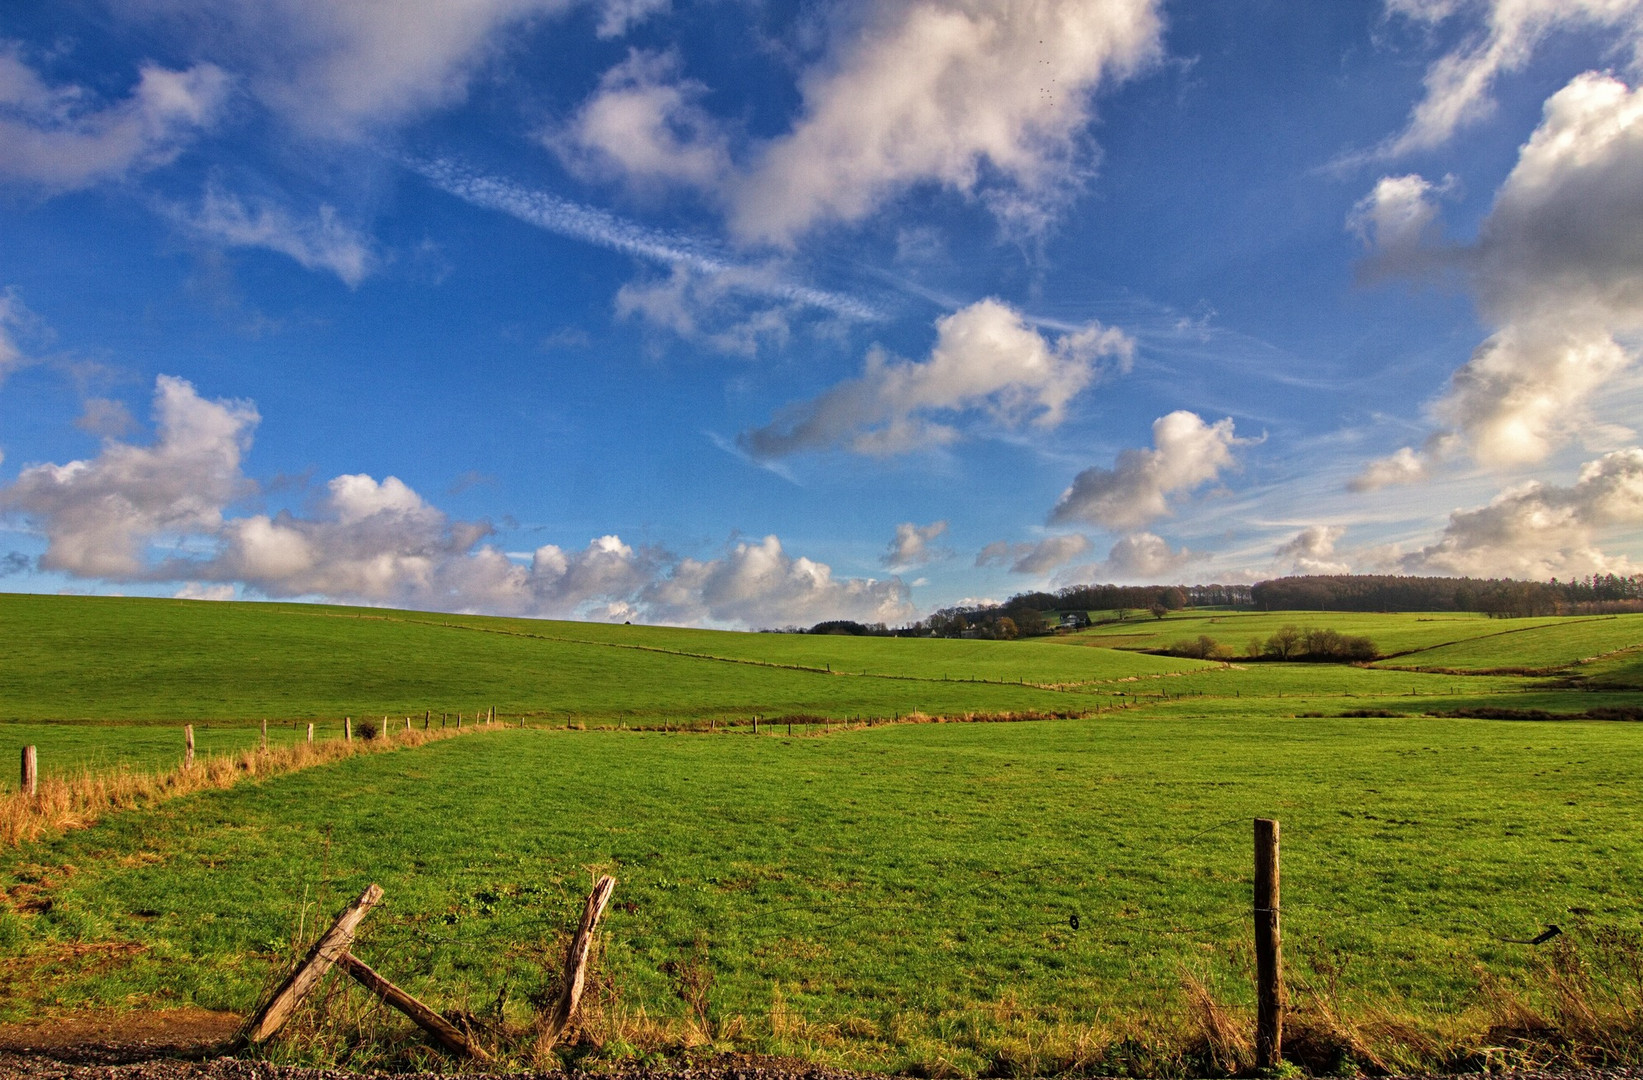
406, 157, 881, 321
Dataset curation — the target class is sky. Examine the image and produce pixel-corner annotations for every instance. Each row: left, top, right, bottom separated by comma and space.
0, 0, 1641, 629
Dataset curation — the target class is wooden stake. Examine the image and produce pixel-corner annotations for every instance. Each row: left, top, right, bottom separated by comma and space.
1254, 817, 1283, 1069
185, 724, 195, 767
242, 882, 383, 1045
538, 875, 616, 1051
260, 719, 268, 752
338, 950, 489, 1060
20, 745, 36, 797
344, 717, 352, 742
306, 722, 314, 745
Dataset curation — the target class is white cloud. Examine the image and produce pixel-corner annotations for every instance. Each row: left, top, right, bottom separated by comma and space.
1049, 531, 1193, 586
614, 264, 797, 358
114, 0, 574, 138
1356, 72, 1643, 470
1381, 0, 1643, 155
174, 582, 235, 601
641, 535, 913, 628
0, 375, 257, 578
552, 49, 731, 190
0, 289, 35, 384
975, 533, 1090, 574
0, 43, 229, 190
1274, 525, 1353, 574
884, 520, 948, 570
1349, 445, 1430, 491
0, 375, 905, 628
1050, 410, 1244, 529
166, 185, 378, 286
1401, 446, 1643, 576
742, 298, 1132, 457
729, 0, 1164, 244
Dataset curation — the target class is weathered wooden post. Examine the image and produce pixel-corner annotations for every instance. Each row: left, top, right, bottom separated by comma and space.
1254, 817, 1283, 1069
185, 724, 195, 767
260, 719, 268, 752
20, 746, 37, 797
344, 717, 352, 742
752, 715, 759, 735
241, 883, 383, 1045
306, 722, 314, 745
538, 875, 616, 1051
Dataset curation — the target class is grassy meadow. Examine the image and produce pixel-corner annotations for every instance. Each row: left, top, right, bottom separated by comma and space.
1, 593, 1641, 1073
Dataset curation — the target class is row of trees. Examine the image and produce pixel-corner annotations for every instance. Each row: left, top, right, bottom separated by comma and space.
1250, 574, 1643, 616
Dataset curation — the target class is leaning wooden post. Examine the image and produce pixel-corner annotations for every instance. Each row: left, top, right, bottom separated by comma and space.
184, 724, 195, 767
338, 950, 490, 1060
538, 875, 616, 1051
242, 883, 384, 1045
1254, 817, 1283, 1069
20, 746, 37, 797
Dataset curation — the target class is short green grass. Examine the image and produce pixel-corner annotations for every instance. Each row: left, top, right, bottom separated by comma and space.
1377, 617, 1643, 671
2, 715, 1639, 1074
1, 593, 1641, 1073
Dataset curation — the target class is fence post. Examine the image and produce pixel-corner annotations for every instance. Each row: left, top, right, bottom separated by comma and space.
260, 719, 268, 752
20, 745, 37, 796
752, 715, 758, 735
307, 722, 314, 745
344, 717, 352, 742
185, 724, 195, 767
1254, 817, 1283, 1069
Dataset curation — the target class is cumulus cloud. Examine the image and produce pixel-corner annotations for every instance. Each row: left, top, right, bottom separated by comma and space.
0, 43, 229, 190
1348, 445, 1430, 492
0, 375, 257, 578
112, 0, 574, 137
729, 0, 1164, 243
1048, 531, 1193, 586
1356, 72, 1643, 470
641, 534, 913, 628
1401, 447, 1643, 576
165, 185, 379, 286
884, 520, 948, 570
552, 49, 732, 190
1381, 0, 1643, 155
614, 264, 799, 357
1050, 410, 1244, 529
742, 298, 1132, 457
1274, 526, 1353, 574
595, 0, 671, 39
975, 533, 1090, 574
0, 375, 903, 628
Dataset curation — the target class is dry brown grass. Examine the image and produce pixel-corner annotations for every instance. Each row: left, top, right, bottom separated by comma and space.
0, 722, 498, 851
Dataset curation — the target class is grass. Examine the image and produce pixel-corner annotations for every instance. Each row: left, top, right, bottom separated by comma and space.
1, 593, 1641, 1074
2, 715, 1641, 1074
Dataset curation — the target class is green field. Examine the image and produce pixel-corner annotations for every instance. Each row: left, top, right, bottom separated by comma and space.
1, 594, 1641, 1073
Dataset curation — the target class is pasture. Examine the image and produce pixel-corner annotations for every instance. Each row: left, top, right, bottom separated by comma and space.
1, 594, 1641, 1073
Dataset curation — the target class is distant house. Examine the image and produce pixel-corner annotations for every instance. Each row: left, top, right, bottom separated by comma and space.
1059, 612, 1090, 629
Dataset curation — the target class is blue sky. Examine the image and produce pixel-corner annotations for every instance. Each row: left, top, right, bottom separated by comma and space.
1, 0, 1641, 627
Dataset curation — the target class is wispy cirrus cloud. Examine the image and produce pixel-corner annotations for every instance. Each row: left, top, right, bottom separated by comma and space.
406, 157, 881, 321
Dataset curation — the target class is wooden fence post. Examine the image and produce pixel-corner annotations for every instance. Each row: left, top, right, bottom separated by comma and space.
752, 716, 759, 735
344, 717, 352, 742
306, 722, 314, 745
1254, 817, 1283, 1069
185, 724, 195, 767
424, 709, 430, 729
538, 875, 616, 1051
241, 883, 384, 1045
20, 746, 36, 797
260, 719, 268, 752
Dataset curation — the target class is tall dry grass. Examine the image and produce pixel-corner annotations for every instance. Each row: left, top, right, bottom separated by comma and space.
0, 721, 497, 850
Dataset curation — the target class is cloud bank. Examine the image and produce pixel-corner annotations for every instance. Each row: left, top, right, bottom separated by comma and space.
0, 376, 911, 628
1355, 71, 1643, 479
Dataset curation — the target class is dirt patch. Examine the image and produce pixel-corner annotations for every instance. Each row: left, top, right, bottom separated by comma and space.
0, 1006, 240, 1061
